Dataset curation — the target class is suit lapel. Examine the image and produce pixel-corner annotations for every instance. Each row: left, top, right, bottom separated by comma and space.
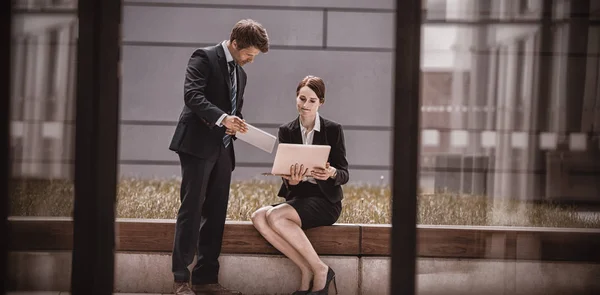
312, 116, 326, 145
290, 118, 303, 144
216, 44, 233, 104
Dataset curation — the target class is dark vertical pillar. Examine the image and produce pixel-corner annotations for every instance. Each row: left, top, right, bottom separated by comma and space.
391, 0, 422, 294
1, 0, 12, 293
71, 0, 121, 294
565, 0, 590, 133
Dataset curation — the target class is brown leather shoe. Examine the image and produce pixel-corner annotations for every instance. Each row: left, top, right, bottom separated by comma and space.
174, 281, 196, 295
192, 283, 242, 295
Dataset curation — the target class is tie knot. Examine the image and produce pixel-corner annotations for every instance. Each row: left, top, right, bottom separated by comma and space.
228, 61, 236, 77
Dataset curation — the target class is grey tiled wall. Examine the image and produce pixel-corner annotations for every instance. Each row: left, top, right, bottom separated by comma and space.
123, 6, 325, 46
120, 1, 397, 183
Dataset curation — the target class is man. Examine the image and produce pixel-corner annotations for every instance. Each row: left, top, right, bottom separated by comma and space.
168, 19, 269, 295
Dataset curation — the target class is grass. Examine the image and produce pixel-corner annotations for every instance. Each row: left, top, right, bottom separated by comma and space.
9, 178, 600, 228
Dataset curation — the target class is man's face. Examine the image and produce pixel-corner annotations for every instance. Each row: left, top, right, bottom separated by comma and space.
231, 41, 260, 66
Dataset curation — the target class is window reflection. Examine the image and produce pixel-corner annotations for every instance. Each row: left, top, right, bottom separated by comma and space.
420, 0, 599, 228
416, 1, 599, 294
10, 1, 77, 216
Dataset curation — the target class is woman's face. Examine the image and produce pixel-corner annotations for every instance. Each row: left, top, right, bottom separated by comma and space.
296, 86, 322, 117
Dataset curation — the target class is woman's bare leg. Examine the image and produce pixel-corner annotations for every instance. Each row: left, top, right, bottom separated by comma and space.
266, 204, 329, 291
251, 206, 313, 290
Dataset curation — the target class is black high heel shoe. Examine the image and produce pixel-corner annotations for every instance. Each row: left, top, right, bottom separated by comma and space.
307, 267, 337, 295
292, 280, 313, 295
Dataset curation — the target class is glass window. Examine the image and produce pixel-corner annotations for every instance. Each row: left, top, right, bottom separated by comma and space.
8, 0, 77, 290
417, 0, 599, 294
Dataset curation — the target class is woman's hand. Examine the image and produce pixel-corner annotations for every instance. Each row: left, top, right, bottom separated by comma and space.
311, 162, 336, 181
282, 163, 308, 186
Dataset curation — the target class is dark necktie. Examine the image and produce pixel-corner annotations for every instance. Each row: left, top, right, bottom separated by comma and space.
223, 61, 237, 147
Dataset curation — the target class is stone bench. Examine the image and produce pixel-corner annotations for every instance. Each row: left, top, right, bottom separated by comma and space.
7, 217, 600, 294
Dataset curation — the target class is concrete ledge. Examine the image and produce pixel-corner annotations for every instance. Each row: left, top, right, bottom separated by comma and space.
8, 252, 600, 295
8, 217, 600, 262
7, 252, 358, 294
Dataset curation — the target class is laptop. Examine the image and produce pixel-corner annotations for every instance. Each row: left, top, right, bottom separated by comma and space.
265, 143, 331, 176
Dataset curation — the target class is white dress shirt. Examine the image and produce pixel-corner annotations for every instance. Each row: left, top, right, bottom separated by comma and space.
299, 114, 321, 184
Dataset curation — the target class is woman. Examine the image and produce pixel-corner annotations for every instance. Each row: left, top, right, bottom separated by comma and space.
251, 75, 349, 295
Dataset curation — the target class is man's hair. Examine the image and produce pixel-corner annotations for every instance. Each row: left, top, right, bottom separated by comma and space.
296, 75, 325, 103
230, 19, 269, 53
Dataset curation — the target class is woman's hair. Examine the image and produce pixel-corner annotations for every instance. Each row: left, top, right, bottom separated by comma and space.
296, 75, 325, 103
229, 19, 269, 53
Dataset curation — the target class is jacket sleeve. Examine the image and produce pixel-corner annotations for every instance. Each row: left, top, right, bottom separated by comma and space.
327, 124, 349, 186
184, 49, 226, 126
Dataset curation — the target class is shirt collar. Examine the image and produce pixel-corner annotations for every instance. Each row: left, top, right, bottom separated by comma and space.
221, 40, 234, 63
299, 113, 321, 133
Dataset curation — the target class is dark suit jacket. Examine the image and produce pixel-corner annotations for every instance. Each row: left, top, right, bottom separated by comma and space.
277, 116, 349, 203
169, 44, 246, 170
